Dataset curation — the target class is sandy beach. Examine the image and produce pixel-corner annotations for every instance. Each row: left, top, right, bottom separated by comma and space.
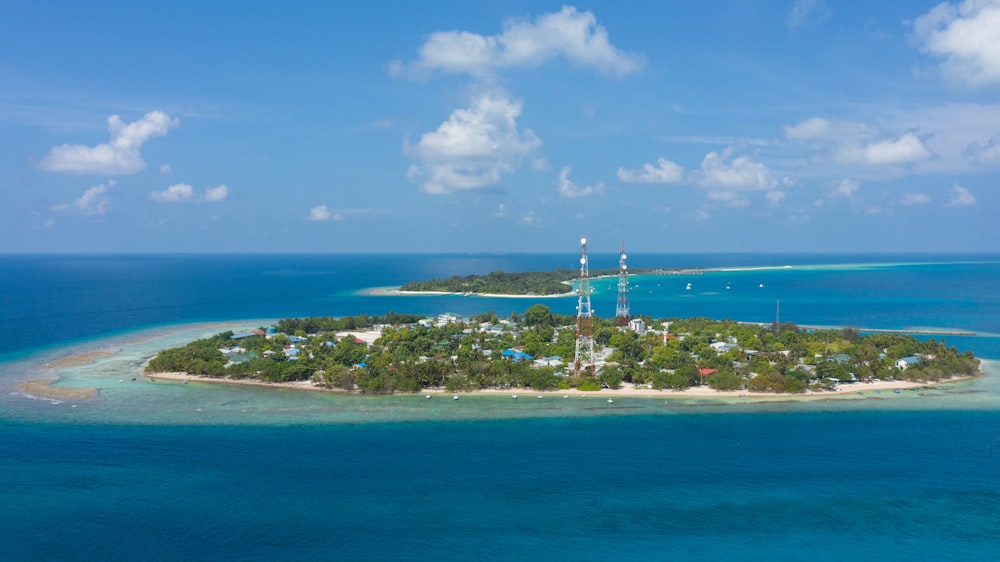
146, 370, 960, 399
363, 286, 576, 298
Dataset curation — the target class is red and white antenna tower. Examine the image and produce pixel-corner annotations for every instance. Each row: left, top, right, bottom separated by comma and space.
615, 240, 630, 326
574, 235, 595, 377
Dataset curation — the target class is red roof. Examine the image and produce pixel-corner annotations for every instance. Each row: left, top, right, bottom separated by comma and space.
698, 368, 717, 376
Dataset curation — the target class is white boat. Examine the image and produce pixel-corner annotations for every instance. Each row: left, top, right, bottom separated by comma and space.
453, 395, 459, 400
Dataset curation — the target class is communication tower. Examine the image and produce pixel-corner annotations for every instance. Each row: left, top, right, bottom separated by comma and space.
574, 236, 595, 377
615, 241, 630, 326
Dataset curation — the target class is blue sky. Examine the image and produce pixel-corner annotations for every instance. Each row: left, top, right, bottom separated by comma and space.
2, 0, 999, 254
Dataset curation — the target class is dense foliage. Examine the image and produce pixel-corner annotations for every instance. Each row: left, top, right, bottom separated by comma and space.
146, 306, 981, 394
400, 269, 578, 295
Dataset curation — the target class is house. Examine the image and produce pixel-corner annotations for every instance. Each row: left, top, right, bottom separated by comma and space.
896, 356, 920, 369
628, 318, 646, 335
230, 328, 265, 340
534, 356, 563, 368
501, 349, 533, 362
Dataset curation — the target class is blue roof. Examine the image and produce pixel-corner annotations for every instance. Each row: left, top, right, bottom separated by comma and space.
501, 349, 533, 361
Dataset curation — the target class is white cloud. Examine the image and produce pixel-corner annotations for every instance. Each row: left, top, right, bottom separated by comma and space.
150, 183, 194, 203
394, 6, 643, 78
40, 110, 178, 175
406, 95, 541, 194
947, 184, 977, 206
766, 191, 786, 204
901, 192, 931, 205
519, 212, 539, 225
784, 117, 876, 143
307, 205, 332, 221
966, 133, 1000, 163
159, 164, 171, 174
204, 184, 229, 202
912, 0, 1000, 87
690, 148, 778, 190
861, 133, 933, 164
788, 0, 831, 28
557, 166, 604, 198
833, 179, 860, 198
306, 206, 389, 221
706, 191, 750, 207
617, 157, 684, 184
52, 181, 115, 215
492, 203, 507, 218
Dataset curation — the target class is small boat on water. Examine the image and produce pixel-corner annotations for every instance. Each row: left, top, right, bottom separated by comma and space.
453, 395, 459, 400
607, 398, 614, 404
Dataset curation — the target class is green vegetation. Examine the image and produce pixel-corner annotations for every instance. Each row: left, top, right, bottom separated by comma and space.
146, 305, 981, 395
400, 269, 580, 295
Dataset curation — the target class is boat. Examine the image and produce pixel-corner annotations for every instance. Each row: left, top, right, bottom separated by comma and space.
453, 395, 459, 400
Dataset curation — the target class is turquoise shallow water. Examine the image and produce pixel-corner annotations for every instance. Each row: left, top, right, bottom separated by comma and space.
2, 254, 1000, 559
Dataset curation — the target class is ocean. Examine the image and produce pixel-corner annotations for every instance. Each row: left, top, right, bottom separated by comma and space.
1, 253, 999, 560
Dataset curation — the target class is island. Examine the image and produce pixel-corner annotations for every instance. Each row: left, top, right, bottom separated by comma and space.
145, 305, 981, 395
396, 267, 694, 296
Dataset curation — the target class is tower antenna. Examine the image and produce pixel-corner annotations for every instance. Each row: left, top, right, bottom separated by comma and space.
615, 240, 630, 326
574, 235, 595, 377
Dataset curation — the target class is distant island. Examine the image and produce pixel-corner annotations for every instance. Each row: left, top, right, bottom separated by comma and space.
398, 267, 702, 296
145, 306, 981, 396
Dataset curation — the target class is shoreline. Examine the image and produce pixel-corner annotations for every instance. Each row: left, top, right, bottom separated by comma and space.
363, 286, 576, 298
146, 370, 965, 400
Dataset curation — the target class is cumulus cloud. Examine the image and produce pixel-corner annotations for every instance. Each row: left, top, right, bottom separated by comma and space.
766, 191, 786, 204
833, 179, 860, 198
307, 205, 332, 221
40, 110, 178, 175
148, 183, 229, 204
861, 133, 933, 164
393, 6, 643, 78
557, 166, 604, 198
966, 132, 1000, 163
204, 184, 229, 202
406, 95, 542, 194
689, 148, 778, 190
784, 117, 876, 143
901, 192, 931, 205
785, 117, 935, 167
159, 164, 171, 174
150, 183, 194, 203
617, 157, 684, 184
947, 184, 976, 206
912, 0, 1000, 87
306, 206, 390, 221
52, 180, 116, 215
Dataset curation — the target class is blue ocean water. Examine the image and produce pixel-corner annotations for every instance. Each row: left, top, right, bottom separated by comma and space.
2, 413, 998, 560
2, 253, 999, 359
2, 254, 1000, 560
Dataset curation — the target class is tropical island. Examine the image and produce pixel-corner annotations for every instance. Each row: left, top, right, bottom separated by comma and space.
396, 267, 697, 296
145, 305, 981, 395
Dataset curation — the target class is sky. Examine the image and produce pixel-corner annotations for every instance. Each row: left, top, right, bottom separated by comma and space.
2, 0, 999, 254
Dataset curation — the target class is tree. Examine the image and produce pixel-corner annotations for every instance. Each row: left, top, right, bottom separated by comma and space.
524, 304, 554, 327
